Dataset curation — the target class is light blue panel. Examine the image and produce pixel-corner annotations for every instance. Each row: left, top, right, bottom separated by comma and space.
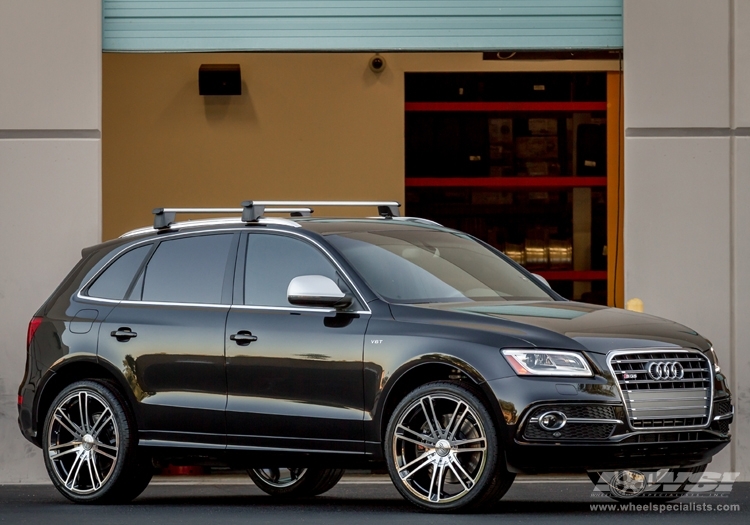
103, 0, 623, 52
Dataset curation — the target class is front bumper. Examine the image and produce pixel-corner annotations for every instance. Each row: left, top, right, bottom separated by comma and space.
485, 375, 732, 474
506, 437, 729, 473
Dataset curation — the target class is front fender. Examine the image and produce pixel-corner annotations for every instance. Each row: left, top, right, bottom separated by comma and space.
364, 316, 520, 447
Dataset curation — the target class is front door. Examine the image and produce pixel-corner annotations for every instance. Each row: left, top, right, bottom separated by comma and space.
225, 231, 369, 454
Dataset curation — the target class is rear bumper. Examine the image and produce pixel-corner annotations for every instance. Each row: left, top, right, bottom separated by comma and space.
17, 384, 39, 447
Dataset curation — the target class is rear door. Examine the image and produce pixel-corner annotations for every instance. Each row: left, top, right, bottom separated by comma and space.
98, 232, 238, 448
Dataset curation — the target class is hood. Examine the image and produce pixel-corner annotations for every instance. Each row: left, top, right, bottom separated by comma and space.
390, 300, 710, 355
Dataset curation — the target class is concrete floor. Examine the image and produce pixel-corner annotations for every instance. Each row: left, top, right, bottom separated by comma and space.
0, 475, 747, 525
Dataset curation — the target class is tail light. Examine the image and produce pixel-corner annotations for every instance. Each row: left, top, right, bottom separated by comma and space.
27, 316, 43, 350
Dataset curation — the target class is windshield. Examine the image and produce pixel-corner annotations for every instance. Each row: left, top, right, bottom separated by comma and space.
325, 229, 553, 304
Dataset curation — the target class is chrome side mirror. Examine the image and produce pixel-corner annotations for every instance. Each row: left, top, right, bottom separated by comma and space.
531, 273, 551, 289
287, 275, 352, 309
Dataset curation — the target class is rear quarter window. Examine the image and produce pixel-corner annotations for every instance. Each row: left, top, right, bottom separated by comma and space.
87, 245, 152, 300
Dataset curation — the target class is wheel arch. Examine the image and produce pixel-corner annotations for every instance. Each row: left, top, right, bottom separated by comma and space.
35, 356, 142, 446
377, 358, 506, 445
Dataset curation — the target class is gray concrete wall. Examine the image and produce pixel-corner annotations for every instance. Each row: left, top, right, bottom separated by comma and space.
624, 0, 749, 476
0, 0, 101, 482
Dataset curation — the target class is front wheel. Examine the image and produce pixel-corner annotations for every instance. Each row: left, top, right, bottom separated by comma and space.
385, 381, 514, 512
248, 468, 344, 497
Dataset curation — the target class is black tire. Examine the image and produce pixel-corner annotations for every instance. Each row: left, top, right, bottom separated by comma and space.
117, 458, 154, 502
384, 381, 515, 512
248, 468, 345, 497
42, 380, 145, 504
589, 464, 708, 502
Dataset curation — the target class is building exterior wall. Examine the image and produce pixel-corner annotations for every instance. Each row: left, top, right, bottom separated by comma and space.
102, 53, 617, 239
3, 0, 748, 483
0, 0, 102, 482
623, 0, 749, 475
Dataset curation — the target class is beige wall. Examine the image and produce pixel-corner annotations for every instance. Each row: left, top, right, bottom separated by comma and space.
103, 53, 617, 239
624, 0, 749, 475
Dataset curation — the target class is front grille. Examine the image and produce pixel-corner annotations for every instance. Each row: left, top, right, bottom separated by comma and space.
525, 423, 615, 441
609, 350, 712, 430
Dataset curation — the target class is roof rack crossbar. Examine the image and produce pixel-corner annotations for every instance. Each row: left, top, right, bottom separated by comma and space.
152, 207, 313, 229
152, 201, 401, 229
241, 200, 401, 219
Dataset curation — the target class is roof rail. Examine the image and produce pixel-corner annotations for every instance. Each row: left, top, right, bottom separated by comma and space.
152, 206, 312, 229
152, 200, 401, 229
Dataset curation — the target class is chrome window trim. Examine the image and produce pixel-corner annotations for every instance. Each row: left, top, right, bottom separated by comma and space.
231, 304, 370, 315
78, 229, 237, 304
606, 348, 714, 432
77, 227, 372, 314
78, 295, 231, 310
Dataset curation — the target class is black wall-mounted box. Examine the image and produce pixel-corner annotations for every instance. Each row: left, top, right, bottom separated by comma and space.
199, 64, 241, 96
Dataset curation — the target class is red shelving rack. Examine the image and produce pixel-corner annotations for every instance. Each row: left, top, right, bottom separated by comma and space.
405, 102, 608, 113
405, 177, 607, 189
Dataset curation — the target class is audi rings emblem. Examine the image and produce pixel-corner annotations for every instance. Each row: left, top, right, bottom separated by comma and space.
646, 361, 684, 381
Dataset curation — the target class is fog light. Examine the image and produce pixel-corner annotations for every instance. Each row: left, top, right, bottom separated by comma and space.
538, 411, 567, 431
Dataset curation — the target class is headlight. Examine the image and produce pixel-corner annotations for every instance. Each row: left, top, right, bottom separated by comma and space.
502, 349, 593, 377
708, 346, 721, 374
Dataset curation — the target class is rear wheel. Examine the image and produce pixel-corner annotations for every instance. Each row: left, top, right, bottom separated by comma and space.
248, 468, 344, 497
589, 464, 708, 502
385, 381, 514, 512
43, 380, 147, 503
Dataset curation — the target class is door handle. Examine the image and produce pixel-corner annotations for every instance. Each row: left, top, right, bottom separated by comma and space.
110, 327, 137, 342
230, 331, 258, 345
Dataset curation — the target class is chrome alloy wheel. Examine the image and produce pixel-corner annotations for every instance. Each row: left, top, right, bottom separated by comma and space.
251, 468, 308, 488
392, 394, 487, 504
47, 390, 119, 495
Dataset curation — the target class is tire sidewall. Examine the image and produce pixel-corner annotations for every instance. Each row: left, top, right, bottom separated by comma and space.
248, 468, 310, 496
42, 380, 134, 504
248, 468, 342, 497
384, 381, 500, 512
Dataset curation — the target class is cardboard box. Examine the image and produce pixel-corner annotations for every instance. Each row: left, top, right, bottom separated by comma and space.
522, 161, 561, 177
471, 191, 513, 205
516, 136, 558, 159
489, 166, 515, 177
489, 118, 513, 143
528, 118, 557, 136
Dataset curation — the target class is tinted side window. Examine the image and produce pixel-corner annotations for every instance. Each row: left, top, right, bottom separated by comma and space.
87, 245, 152, 300
142, 234, 233, 304
244, 234, 350, 307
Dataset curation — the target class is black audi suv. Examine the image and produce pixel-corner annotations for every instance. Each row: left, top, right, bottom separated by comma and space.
18, 201, 733, 511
